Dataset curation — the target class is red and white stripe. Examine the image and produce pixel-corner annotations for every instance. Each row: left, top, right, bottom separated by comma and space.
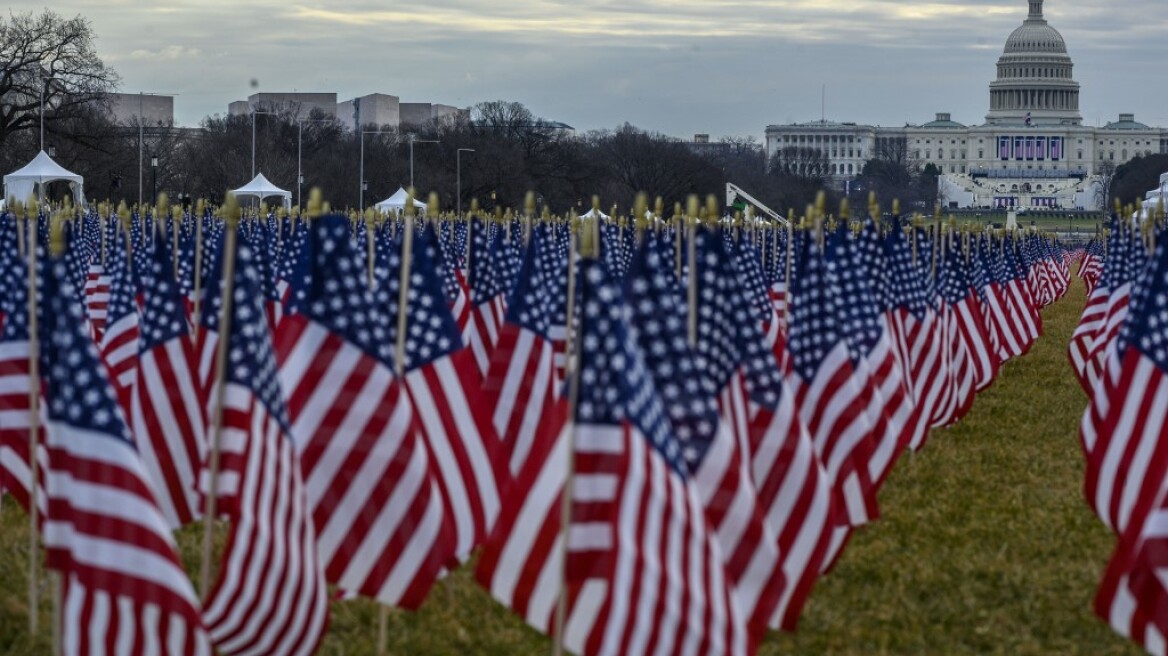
200, 383, 329, 656
1082, 349, 1168, 535
747, 381, 834, 630
954, 290, 1000, 392
1095, 494, 1168, 655
568, 423, 749, 655
463, 295, 506, 378
101, 311, 140, 400
131, 336, 206, 528
85, 263, 111, 341
43, 422, 211, 656
276, 317, 455, 608
405, 349, 505, 562
0, 340, 47, 516
484, 321, 565, 476
788, 340, 879, 538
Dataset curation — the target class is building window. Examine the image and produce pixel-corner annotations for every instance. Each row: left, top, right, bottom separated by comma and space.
979, 149, 984, 158
847, 164, 853, 173
938, 150, 944, 160
926, 149, 931, 159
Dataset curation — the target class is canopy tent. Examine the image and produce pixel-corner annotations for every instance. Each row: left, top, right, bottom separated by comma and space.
374, 187, 427, 214
229, 173, 291, 208
3, 150, 85, 206
579, 208, 610, 220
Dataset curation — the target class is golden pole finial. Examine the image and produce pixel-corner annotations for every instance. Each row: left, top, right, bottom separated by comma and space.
405, 187, 417, 219
306, 188, 324, 219
705, 194, 719, 225
222, 190, 241, 228
49, 209, 66, 257
839, 198, 851, 222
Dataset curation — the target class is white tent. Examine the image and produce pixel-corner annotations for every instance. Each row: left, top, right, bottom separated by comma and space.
579, 208, 610, 220
3, 150, 85, 206
374, 187, 427, 214
229, 173, 291, 208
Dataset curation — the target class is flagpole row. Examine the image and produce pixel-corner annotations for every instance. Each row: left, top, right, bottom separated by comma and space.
26, 199, 41, 636
200, 193, 242, 599
552, 221, 584, 656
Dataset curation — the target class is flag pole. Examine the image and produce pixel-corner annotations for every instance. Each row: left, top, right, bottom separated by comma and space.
200, 192, 242, 599
26, 198, 41, 635
47, 211, 69, 656
379, 189, 418, 656
687, 196, 700, 347
552, 215, 585, 656
193, 199, 205, 335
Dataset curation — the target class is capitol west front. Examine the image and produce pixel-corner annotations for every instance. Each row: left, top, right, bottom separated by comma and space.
764, 0, 1168, 211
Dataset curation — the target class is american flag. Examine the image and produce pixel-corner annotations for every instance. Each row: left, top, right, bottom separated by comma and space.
564, 258, 749, 655
40, 252, 211, 655
983, 240, 1033, 361
463, 219, 511, 377
0, 218, 46, 515
883, 225, 946, 445
100, 231, 140, 410
726, 235, 835, 630
787, 233, 878, 566
130, 235, 206, 528
383, 226, 505, 562
199, 230, 329, 655
274, 215, 455, 608
1081, 227, 1162, 536
83, 216, 113, 340
1070, 242, 1112, 393
826, 224, 914, 490
934, 238, 978, 426
631, 231, 784, 640
1091, 236, 1168, 654
945, 237, 1000, 394
483, 224, 569, 476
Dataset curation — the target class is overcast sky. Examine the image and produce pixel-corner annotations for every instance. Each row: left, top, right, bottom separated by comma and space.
19, 1, 1168, 138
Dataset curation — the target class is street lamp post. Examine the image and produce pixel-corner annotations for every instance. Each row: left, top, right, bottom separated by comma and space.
457, 148, 475, 218
251, 109, 278, 179
359, 129, 391, 212
151, 154, 158, 203
135, 91, 172, 207
297, 118, 332, 208
408, 135, 440, 189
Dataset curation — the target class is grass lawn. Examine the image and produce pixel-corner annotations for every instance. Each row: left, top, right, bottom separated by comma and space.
0, 277, 1139, 655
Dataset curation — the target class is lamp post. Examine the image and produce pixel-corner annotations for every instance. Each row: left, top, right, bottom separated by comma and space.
297, 118, 332, 208
408, 135, 440, 189
251, 109, 278, 179
151, 154, 158, 203
359, 129, 391, 212
135, 91, 172, 207
457, 148, 475, 217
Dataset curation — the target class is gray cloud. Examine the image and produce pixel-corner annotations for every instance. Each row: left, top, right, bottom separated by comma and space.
15, 1, 1168, 137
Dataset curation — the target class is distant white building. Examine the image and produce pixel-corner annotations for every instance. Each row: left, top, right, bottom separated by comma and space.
107, 93, 175, 126
764, 0, 1168, 211
229, 91, 468, 131
227, 92, 338, 119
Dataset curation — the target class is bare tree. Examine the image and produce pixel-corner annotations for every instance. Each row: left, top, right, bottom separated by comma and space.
0, 10, 119, 149
1094, 159, 1118, 214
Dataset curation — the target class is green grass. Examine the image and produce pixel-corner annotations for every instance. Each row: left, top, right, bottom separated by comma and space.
0, 280, 1139, 654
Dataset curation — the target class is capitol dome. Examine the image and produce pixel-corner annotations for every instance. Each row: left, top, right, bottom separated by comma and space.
985, 0, 1082, 126
1003, 20, 1067, 54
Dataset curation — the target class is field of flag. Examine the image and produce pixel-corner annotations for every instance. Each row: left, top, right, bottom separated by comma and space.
0, 188, 1149, 655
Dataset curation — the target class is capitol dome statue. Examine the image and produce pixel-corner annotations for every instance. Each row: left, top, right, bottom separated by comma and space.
986, 0, 1082, 126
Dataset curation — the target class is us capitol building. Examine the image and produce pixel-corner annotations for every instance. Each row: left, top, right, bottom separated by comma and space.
764, 0, 1168, 211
